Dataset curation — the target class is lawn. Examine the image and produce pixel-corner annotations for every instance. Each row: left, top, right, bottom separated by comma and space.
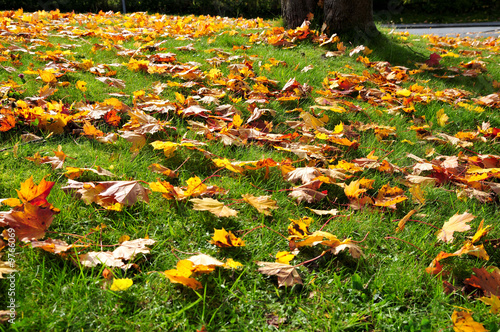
0, 9, 500, 331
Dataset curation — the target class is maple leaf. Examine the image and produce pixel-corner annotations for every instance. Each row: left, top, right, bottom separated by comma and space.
119, 131, 146, 153
287, 217, 312, 239
16, 176, 55, 207
256, 262, 303, 287
286, 167, 321, 184
62, 180, 150, 209
79, 238, 155, 269
2, 203, 58, 242
164, 260, 203, 290
26, 151, 64, 169
451, 311, 488, 332
79, 251, 128, 268
436, 212, 474, 243
464, 267, 500, 297
76, 80, 87, 92
30, 238, 74, 254
187, 254, 225, 268
190, 198, 237, 217
212, 158, 245, 174
470, 220, 491, 244
343, 180, 367, 199
289, 180, 327, 203
64, 166, 116, 180
275, 251, 295, 264
112, 238, 156, 260
479, 294, 500, 314
148, 163, 177, 178
210, 228, 245, 247
242, 194, 278, 216
307, 208, 339, 216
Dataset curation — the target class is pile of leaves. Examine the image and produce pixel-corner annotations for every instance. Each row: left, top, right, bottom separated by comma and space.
1, 9, 500, 330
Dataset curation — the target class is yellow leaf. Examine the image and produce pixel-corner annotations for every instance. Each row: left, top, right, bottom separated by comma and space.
276, 251, 295, 264
175, 92, 185, 104
479, 294, 500, 314
287, 217, 312, 239
164, 260, 202, 290
110, 278, 133, 291
150, 141, 178, 158
0, 198, 21, 207
184, 176, 207, 197
409, 185, 426, 204
344, 180, 366, 199
39, 70, 57, 83
470, 220, 491, 244
333, 122, 343, 134
224, 258, 243, 269
212, 158, 245, 174
242, 194, 278, 216
190, 198, 237, 217
451, 310, 488, 332
232, 114, 243, 128
76, 80, 87, 92
437, 108, 448, 127
396, 89, 411, 97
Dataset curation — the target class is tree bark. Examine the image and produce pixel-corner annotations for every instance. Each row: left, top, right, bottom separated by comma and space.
323, 0, 378, 36
282, 0, 379, 38
281, 0, 317, 30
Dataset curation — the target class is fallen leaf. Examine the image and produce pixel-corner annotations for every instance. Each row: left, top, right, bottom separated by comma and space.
242, 194, 278, 215
464, 267, 500, 296
190, 198, 238, 217
210, 228, 245, 247
256, 261, 303, 287
451, 310, 488, 332
110, 278, 133, 291
479, 294, 500, 314
436, 212, 474, 243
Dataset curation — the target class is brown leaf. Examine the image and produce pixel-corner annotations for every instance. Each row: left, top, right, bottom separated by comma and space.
464, 267, 500, 296
288, 180, 326, 203
30, 238, 74, 254
256, 262, 303, 287
286, 167, 321, 184
62, 180, 150, 209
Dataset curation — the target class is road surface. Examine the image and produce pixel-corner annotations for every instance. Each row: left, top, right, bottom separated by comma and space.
383, 22, 500, 37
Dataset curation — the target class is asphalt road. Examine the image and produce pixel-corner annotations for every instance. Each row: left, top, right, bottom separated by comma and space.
384, 22, 500, 37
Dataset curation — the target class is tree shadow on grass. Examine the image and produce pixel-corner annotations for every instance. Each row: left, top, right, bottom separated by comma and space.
344, 33, 495, 96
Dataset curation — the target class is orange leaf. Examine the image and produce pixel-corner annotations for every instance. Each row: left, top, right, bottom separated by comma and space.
3, 203, 58, 242
16, 176, 55, 207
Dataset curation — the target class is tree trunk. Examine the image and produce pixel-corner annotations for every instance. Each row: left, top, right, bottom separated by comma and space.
281, 0, 317, 30
323, 0, 378, 36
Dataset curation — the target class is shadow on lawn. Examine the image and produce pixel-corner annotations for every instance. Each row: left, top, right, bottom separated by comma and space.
360, 34, 496, 96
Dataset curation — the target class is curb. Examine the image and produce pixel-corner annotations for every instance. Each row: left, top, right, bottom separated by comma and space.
381, 21, 500, 29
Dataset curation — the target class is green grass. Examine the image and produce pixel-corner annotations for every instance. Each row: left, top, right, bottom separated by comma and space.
0, 10, 500, 331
